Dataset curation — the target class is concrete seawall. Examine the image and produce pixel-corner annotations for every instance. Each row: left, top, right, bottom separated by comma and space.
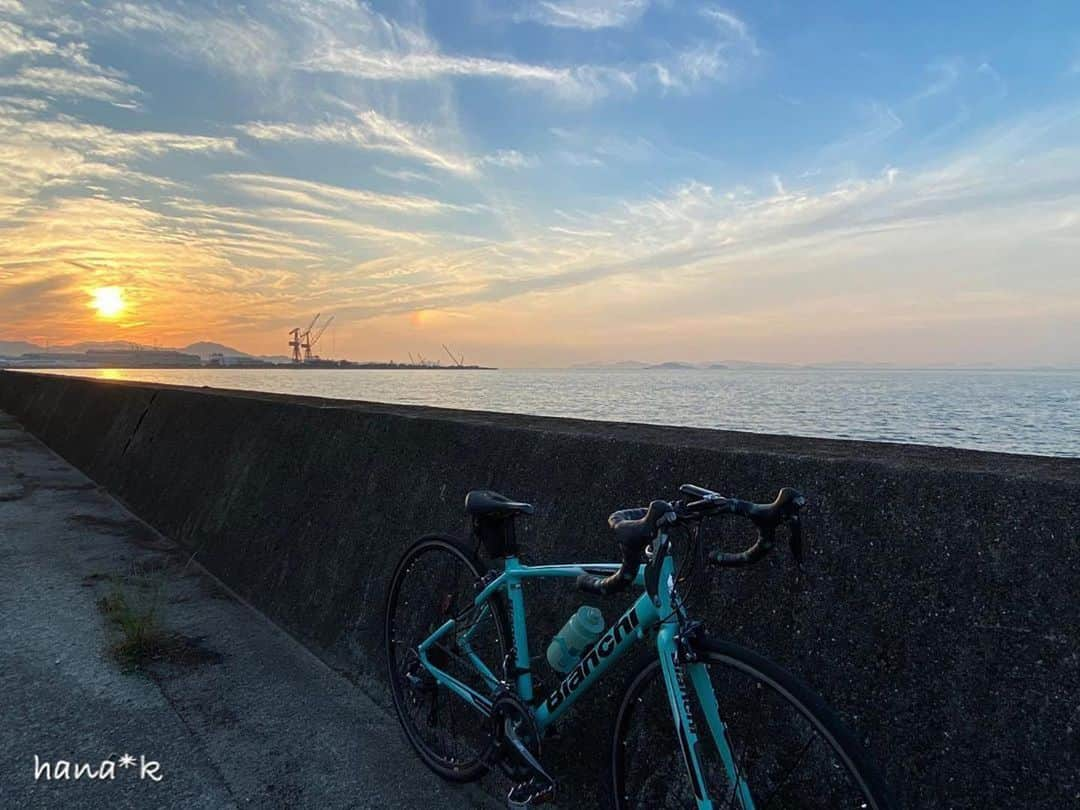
2, 369, 1076, 808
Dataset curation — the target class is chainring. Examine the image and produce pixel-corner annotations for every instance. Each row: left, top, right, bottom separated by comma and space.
489, 692, 543, 781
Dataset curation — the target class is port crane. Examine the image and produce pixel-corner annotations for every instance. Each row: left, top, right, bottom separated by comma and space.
290, 313, 335, 363
409, 352, 440, 367
289, 328, 303, 363
290, 313, 320, 364
442, 344, 465, 367
303, 315, 334, 362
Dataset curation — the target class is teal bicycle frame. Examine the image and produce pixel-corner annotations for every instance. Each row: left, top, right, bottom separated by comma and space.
415, 529, 755, 809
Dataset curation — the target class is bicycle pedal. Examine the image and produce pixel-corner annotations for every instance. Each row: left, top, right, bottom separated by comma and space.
506, 777, 555, 808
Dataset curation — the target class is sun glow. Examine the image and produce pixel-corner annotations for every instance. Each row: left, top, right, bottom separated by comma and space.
91, 287, 126, 319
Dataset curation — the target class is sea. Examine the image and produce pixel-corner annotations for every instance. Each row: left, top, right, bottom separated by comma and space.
27, 367, 1079, 458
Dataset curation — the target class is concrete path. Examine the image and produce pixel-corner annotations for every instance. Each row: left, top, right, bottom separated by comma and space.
0, 410, 496, 809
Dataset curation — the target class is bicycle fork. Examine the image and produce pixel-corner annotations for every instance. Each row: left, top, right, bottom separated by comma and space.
657, 626, 756, 810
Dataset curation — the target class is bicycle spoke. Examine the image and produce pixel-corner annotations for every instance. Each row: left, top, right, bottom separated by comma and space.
759, 734, 815, 809
427, 687, 439, 727
723, 749, 743, 810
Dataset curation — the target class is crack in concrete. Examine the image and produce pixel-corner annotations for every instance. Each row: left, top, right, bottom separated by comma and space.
122, 392, 158, 457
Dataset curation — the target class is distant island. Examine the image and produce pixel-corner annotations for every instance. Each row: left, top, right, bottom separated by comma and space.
569, 360, 1079, 371
571, 360, 720, 370
571, 360, 784, 370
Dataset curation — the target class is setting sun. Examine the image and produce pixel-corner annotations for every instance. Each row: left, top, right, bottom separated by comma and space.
91, 287, 126, 319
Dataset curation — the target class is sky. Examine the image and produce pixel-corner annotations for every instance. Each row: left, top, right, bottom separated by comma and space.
0, 0, 1078, 367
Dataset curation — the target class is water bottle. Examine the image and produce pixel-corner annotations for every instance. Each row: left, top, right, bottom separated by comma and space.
546, 606, 605, 673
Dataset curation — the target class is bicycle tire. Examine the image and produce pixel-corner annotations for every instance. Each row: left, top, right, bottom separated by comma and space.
384, 534, 511, 782
607, 636, 896, 809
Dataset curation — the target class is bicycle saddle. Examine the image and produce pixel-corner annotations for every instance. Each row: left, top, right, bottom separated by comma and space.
465, 490, 534, 518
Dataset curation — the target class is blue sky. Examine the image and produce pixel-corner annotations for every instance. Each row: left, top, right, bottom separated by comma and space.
0, 0, 1078, 365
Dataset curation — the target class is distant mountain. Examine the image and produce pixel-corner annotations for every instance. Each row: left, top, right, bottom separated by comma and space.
573, 359, 871, 370
65, 340, 155, 352
647, 361, 697, 369
183, 343, 295, 364
0, 341, 42, 357
0, 338, 278, 362
572, 360, 701, 369
573, 360, 716, 370
182, 342, 251, 360
706, 360, 799, 369
0, 340, 144, 354
803, 361, 898, 369
571, 360, 652, 369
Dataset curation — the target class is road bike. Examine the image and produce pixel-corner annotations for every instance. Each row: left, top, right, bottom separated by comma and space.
384, 485, 895, 808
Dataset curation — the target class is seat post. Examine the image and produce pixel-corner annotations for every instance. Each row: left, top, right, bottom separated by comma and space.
501, 556, 534, 703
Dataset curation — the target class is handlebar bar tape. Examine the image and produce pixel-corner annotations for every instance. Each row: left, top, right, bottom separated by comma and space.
709, 488, 805, 567
576, 500, 672, 595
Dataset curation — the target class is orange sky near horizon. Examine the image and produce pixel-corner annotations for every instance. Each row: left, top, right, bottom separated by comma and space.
18, 266, 1075, 369
4, 144, 1076, 367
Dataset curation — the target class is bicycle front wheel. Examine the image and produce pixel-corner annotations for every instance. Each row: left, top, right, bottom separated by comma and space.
608, 637, 895, 809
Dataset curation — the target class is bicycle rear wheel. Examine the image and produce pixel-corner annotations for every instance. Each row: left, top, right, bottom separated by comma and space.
608, 636, 895, 809
384, 534, 510, 782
